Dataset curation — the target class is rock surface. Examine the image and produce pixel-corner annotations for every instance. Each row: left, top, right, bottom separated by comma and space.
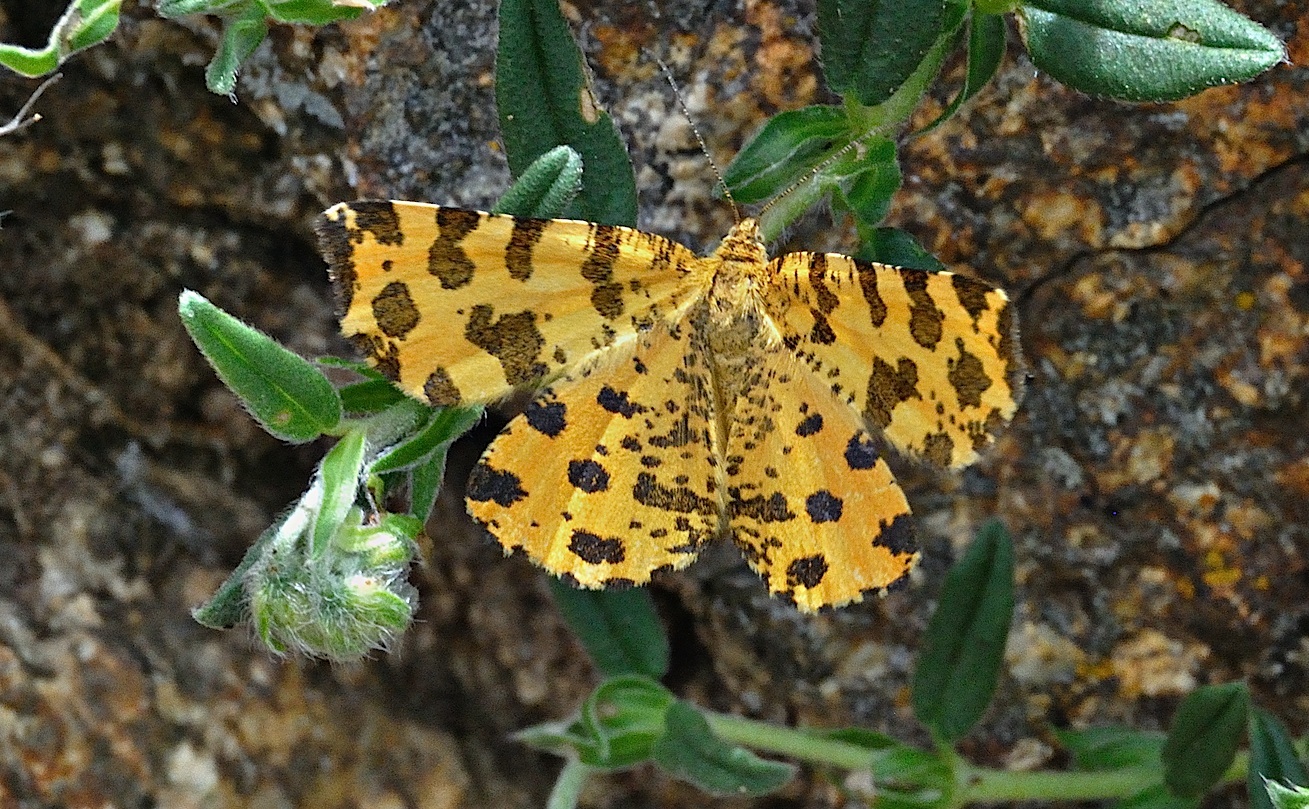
0, 0, 1305, 806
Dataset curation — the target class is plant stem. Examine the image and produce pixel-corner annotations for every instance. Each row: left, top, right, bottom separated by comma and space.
704, 710, 1254, 805
546, 758, 591, 809
959, 764, 1160, 802
704, 711, 875, 771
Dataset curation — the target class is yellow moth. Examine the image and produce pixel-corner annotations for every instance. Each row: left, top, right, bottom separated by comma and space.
316, 202, 1021, 611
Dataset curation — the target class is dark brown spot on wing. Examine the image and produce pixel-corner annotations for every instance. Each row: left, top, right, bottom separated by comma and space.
525, 397, 567, 436
874, 513, 916, 556
569, 530, 626, 564
466, 464, 527, 506
901, 270, 944, 349
505, 218, 546, 281
591, 282, 625, 319
465, 304, 548, 386
364, 338, 400, 382
372, 281, 420, 338
579, 226, 627, 319
865, 356, 920, 428
952, 273, 991, 324
786, 554, 828, 588
844, 432, 879, 470
350, 200, 403, 246
315, 212, 357, 315
922, 431, 955, 466
805, 490, 843, 523
597, 385, 642, 417
947, 337, 991, 408
428, 207, 480, 290
729, 490, 795, 523
795, 413, 823, 437
856, 261, 888, 327
568, 459, 611, 493
424, 367, 460, 406
632, 472, 716, 515
997, 300, 1023, 391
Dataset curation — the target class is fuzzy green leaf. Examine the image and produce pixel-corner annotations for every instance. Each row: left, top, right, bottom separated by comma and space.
549, 581, 669, 678
857, 226, 945, 269
1018, 0, 1285, 102
311, 429, 367, 557
834, 137, 901, 228
262, 0, 370, 24
370, 406, 481, 474
205, 4, 269, 96
492, 145, 584, 219
722, 105, 852, 204
1162, 681, 1250, 797
338, 378, 409, 414
912, 519, 1015, 743
1249, 708, 1309, 809
178, 290, 341, 442
0, 0, 121, 76
496, 0, 636, 226
191, 520, 279, 629
516, 676, 674, 769
653, 702, 796, 796
818, 0, 949, 106
1266, 781, 1309, 809
157, 0, 247, 16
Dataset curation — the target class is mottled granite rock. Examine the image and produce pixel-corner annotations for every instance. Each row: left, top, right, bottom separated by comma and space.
0, 0, 1305, 806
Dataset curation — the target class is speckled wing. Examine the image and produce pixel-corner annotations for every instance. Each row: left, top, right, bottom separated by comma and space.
764, 253, 1022, 467
724, 343, 917, 611
465, 318, 725, 588
316, 200, 702, 405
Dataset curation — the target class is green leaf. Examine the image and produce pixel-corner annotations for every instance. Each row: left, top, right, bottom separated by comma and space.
1162, 681, 1250, 797
178, 290, 342, 442
912, 519, 1015, 743
406, 446, 445, 524
338, 378, 409, 414
1018, 0, 1286, 102
857, 226, 945, 270
816, 728, 951, 787
1266, 781, 1309, 809
834, 137, 901, 227
579, 676, 675, 768
1249, 708, 1309, 809
549, 581, 669, 678
191, 519, 280, 629
370, 406, 481, 475
263, 0, 368, 25
493, 145, 584, 219
1117, 783, 1201, 809
1058, 726, 1167, 770
311, 429, 367, 557
920, 12, 1007, 132
722, 105, 853, 204
818, 0, 949, 106
157, 0, 248, 16
516, 676, 674, 769
496, 0, 637, 226
0, 0, 122, 77
205, 3, 269, 96
66, 0, 122, 53
653, 701, 797, 797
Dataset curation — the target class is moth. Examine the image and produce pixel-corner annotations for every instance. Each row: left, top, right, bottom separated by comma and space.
316, 201, 1021, 611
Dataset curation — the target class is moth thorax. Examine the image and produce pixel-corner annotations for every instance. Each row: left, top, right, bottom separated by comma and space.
711, 218, 767, 266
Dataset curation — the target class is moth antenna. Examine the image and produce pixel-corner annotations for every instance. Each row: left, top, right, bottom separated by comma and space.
757, 122, 896, 220
654, 55, 740, 224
